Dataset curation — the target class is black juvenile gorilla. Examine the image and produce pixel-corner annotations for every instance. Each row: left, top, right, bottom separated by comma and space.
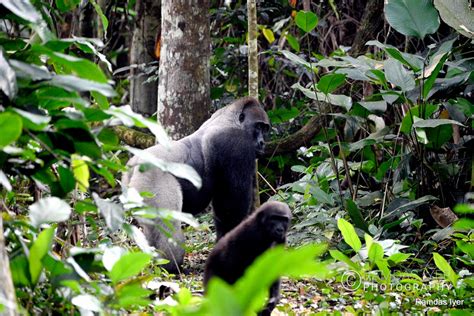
122, 97, 270, 272
204, 201, 292, 316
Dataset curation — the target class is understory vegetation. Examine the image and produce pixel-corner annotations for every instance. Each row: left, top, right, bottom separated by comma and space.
0, 0, 473, 314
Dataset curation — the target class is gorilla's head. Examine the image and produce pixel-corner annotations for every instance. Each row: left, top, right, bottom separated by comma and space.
237, 98, 270, 156
258, 201, 292, 244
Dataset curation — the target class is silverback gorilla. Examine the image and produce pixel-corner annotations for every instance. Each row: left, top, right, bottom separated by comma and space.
122, 97, 270, 272
204, 201, 292, 316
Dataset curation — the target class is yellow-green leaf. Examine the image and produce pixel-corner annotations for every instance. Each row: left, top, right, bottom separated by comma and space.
72, 155, 90, 192
337, 218, 362, 252
262, 28, 275, 44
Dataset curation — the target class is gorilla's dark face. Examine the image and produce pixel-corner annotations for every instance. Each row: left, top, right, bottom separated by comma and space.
261, 213, 290, 244
239, 104, 270, 157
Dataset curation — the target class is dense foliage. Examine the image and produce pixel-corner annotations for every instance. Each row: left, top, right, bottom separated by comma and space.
0, 0, 473, 314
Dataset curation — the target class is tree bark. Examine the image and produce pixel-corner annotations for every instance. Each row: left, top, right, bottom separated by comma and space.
0, 214, 18, 316
350, 0, 384, 56
247, 0, 258, 99
158, 0, 211, 139
130, 0, 161, 116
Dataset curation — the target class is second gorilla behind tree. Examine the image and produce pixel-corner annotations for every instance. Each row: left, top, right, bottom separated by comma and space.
122, 97, 270, 272
204, 201, 292, 316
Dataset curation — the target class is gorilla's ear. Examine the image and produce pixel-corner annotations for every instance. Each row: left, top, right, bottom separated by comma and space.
239, 112, 245, 123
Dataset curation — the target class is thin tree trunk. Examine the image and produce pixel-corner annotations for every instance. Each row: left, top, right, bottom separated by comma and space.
0, 213, 18, 316
247, 0, 260, 208
247, 0, 258, 99
158, 0, 211, 139
130, 0, 161, 116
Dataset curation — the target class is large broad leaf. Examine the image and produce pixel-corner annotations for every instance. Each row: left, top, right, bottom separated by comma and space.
0, 50, 17, 99
93, 193, 124, 232
49, 75, 116, 97
384, 0, 440, 39
0, 0, 42, 24
413, 118, 464, 129
384, 58, 415, 92
295, 11, 319, 33
292, 83, 352, 111
434, 0, 474, 38
433, 252, 458, 286
109, 252, 152, 284
71, 294, 102, 313
29, 226, 55, 284
124, 146, 202, 189
0, 112, 22, 148
220, 244, 328, 314
29, 197, 72, 227
337, 218, 362, 252
317, 73, 346, 94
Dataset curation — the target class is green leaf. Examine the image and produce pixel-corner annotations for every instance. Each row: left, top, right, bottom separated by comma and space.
29, 197, 72, 227
115, 282, 152, 308
384, 58, 415, 92
90, 0, 108, 36
0, 50, 17, 99
423, 53, 448, 100
285, 33, 300, 52
295, 11, 319, 33
433, 252, 458, 286
55, 0, 81, 12
12, 108, 51, 131
413, 118, 464, 129
58, 166, 75, 193
1, 0, 43, 24
400, 104, 438, 135
329, 249, 361, 271
368, 242, 384, 263
93, 192, 124, 232
207, 278, 242, 316
280, 50, 312, 69
358, 101, 387, 113
345, 200, 369, 232
434, 0, 474, 39
49, 75, 116, 97
0, 112, 22, 148
29, 226, 55, 284
384, 0, 440, 39
292, 83, 352, 110
317, 73, 346, 94
109, 252, 152, 284
10, 255, 31, 286
337, 218, 362, 252
387, 253, 411, 266
261, 28, 275, 44
231, 244, 328, 314
71, 155, 90, 192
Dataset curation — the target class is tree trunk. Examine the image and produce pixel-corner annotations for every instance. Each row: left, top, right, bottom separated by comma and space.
351, 0, 384, 56
0, 215, 18, 316
71, 0, 95, 38
158, 0, 211, 139
130, 0, 161, 116
247, 0, 258, 99
247, 0, 260, 208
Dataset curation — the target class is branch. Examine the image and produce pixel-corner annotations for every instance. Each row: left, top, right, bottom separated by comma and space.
263, 115, 322, 157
